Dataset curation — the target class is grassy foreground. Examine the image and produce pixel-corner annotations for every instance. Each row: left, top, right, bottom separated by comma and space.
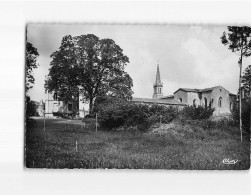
25, 118, 250, 169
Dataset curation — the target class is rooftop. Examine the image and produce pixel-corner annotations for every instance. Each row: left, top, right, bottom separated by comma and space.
132, 97, 186, 106
174, 86, 223, 94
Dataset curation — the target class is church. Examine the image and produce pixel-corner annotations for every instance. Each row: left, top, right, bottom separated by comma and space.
132, 64, 237, 116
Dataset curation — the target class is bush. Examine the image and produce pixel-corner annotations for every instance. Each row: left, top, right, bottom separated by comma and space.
232, 98, 251, 131
177, 117, 235, 132
26, 96, 38, 117
97, 98, 179, 131
180, 105, 214, 120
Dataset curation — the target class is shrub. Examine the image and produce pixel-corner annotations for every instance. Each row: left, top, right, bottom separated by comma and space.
232, 98, 251, 131
97, 98, 179, 131
26, 96, 38, 117
180, 105, 214, 120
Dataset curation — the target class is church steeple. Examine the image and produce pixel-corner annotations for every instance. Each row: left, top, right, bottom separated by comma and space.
155, 64, 162, 85
153, 63, 163, 99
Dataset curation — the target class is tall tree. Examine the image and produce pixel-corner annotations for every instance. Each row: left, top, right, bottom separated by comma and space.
26, 42, 39, 92
221, 26, 251, 142
242, 65, 251, 98
46, 34, 133, 114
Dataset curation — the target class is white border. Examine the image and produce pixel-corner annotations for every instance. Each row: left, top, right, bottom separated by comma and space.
0, 1, 250, 195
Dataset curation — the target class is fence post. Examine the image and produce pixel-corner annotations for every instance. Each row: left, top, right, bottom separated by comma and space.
96, 113, 98, 133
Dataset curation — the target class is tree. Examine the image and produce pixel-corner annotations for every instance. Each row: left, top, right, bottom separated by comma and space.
26, 42, 39, 92
242, 65, 251, 98
46, 34, 133, 114
221, 26, 251, 142
26, 96, 38, 117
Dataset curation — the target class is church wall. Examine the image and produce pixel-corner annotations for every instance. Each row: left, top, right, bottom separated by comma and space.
174, 90, 188, 103
229, 95, 236, 112
201, 92, 212, 107
210, 87, 230, 115
187, 92, 200, 106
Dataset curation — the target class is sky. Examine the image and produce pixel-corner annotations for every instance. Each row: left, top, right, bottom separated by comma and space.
27, 24, 251, 102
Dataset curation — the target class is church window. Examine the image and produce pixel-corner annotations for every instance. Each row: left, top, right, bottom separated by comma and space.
179, 98, 182, 102
204, 98, 207, 108
230, 102, 233, 110
218, 97, 222, 107
193, 99, 196, 107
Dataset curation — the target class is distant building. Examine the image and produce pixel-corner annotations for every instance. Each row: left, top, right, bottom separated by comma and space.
44, 91, 89, 118
132, 63, 237, 116
164, 86, 237, 116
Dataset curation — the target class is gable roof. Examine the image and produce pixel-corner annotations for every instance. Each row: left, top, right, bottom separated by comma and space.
174, 86, 223, 94
132, 97, 186, 106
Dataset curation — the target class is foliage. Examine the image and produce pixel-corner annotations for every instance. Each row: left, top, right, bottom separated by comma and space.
242, 65, 251, 98
46, 34, 133, 114
26, 96, 38, 117
26, 42, 39, 92
221, 26, 251, 136
221, 26, 251, 58
97, 98, 179, 131
180, 105, 214, 120
26, 96, 38, 129
232, 98, 251, 131
178, 118, 235, 131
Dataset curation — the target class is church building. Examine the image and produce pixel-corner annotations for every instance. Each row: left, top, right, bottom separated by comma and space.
132, 64, 237, 117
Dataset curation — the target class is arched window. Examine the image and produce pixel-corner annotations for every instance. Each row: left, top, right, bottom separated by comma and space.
218, 97, 222, 107
230, 102, 233, 110
204, 97, 207, 108
179, 98, 182, 102
193, 99, 197, 107
210, 99, 214, 108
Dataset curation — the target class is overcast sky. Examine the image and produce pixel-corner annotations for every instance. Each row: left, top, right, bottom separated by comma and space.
27, 24, 251, 102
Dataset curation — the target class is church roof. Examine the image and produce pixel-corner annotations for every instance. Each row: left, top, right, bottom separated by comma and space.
174, 86, 222, 94
132, 97, 186, 106
159, 95, 174, 99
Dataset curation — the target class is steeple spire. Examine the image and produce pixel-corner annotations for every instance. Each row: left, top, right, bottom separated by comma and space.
153, 63, 163, 99
155, 63, 162, 85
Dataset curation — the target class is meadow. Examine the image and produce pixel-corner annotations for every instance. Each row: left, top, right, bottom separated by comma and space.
25, 118, 250, 170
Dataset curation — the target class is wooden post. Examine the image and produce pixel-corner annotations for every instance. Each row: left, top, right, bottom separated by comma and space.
239, 57, 243, 143
75, 141, 78, 152
96, 113, 98, 133
43, 112, 45, 132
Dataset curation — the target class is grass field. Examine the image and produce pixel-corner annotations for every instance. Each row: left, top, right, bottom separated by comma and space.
25, 118, 250, 169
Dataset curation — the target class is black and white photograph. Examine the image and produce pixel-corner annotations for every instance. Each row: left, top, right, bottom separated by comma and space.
1, 1, 251, 194
25, 24, 250, 170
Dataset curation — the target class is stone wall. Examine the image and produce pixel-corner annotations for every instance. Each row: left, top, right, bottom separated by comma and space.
201, 91, 212, 107
210, 86, 231, 115
174, 90, 188, 103
187, 92, 200, 106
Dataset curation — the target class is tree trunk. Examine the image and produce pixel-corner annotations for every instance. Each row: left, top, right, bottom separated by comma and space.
239, 56, 243, 143
89, 97, 93, 116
